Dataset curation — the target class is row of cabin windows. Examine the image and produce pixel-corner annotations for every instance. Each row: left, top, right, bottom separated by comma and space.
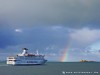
8, 58, 15, 59
9, 60, 16, 61
18, 57, 44, 59
8, 60, 20, 61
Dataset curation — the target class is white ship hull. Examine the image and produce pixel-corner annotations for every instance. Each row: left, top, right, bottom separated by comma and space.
7, 60, 47, 66
7, 48, 47, 66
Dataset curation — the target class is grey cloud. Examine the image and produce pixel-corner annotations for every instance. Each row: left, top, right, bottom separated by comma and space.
69, 28, 100, 48
0, 26, 69, 49
0, 0, 100, 28
0, 25, 17, 48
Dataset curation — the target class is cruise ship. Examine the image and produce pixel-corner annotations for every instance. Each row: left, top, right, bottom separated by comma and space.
7, 48, 47, 65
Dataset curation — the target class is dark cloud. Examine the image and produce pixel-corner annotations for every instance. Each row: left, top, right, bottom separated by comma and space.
0, 23, 17, 48
0, 0, 100, 28
0, 25, 69, 49
14, 26, 69, 47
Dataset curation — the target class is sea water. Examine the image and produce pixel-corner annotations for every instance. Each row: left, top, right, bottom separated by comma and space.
0, 62, 100, 75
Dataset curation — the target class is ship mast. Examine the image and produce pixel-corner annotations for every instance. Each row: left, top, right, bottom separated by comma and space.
36, 50, 39, 55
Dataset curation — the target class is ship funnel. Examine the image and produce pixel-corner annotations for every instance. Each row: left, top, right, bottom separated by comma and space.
22, 48, 28, 55
22, 48, 28, 50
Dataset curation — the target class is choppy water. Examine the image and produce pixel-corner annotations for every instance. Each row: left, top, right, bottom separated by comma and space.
0, 62, 100, 75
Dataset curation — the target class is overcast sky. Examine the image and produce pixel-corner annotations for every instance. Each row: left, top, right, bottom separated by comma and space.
0, 0, 100, 61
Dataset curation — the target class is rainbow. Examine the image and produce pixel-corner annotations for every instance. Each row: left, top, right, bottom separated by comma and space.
60, 48, 68, 62
60, 40, 72, 62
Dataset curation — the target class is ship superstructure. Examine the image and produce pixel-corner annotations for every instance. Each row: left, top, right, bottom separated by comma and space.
7, 48, 47, 65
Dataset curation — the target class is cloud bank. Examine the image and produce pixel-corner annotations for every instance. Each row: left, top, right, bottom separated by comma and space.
70, 28, 100, 48
0, 0, 100, 28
